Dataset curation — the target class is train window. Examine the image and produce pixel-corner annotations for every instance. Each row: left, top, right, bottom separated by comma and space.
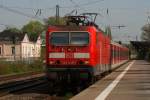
50, 32, 69, 45
70, 32, 89, 45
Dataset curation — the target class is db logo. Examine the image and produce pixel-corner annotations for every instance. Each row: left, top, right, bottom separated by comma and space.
65, 53, 74, 58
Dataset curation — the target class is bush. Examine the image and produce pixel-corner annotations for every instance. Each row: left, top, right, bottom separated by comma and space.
148, 50, 150, 61
0, 60, 44, 75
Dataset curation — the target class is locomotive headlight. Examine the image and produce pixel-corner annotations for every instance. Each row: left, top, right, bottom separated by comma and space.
49, 61, 54, 64
78, 60, 89, 65
84, 61, 89, 64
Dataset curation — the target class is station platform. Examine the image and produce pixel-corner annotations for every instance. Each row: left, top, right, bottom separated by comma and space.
71, 60, 150, 100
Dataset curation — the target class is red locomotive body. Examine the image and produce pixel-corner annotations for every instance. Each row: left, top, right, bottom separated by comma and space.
45, 15, 129, 87
46, 26, 103, 81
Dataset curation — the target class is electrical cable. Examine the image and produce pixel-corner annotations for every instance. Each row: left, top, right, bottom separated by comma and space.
0, 4, 43, 20
61, 0, 104, 8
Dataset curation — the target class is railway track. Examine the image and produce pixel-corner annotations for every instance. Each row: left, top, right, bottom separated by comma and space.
0, 72, 46, 97
0, 78, 73, 100
0, 72, 72, 100
0, 78, 45, 96
0, 72, 86, 100
0, 71, 44, 83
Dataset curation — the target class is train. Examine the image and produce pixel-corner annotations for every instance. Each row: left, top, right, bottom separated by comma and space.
45, 14, 129, 89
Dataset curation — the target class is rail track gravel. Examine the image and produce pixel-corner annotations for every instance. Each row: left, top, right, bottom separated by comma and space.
0, 72, 44, 84
0, 72, 73, 100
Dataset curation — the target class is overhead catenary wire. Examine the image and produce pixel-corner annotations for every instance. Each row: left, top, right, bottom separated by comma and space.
61, 0, 105, 8
0, 4, 43, 21
0, 6, 56, 10
0, 0, 148, 11
67, 0, 105, 15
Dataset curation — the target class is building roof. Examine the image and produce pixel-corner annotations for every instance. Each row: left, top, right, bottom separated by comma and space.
130, 41, 150, 50
0, 30, 25, 42
0, 30, 40, 43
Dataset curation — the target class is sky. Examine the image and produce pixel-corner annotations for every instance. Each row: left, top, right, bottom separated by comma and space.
0, 0, 150, 43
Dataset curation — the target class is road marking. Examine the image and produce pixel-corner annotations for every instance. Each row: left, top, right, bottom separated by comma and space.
95, 61, 135, 100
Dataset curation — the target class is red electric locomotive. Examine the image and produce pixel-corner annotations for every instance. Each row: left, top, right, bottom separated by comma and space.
46, 14, 129, 87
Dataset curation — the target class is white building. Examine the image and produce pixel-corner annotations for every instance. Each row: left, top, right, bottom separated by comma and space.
0, 30, 42, 61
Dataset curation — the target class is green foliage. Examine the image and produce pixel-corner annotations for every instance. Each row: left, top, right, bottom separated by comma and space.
148, 49, 150, 61
22, 20, 44, 37
141, 24, 150, 41
41, 46, 46, 60
4, 27, 21, 33
0, 60, 44, 75
44, 16, 66, 27
41, 31, 46, 45
141, 24, 150, 61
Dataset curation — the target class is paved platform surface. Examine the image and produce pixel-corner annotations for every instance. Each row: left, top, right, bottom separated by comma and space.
71, 60, 150, 100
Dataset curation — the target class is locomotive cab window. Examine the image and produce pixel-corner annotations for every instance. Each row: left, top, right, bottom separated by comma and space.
70, 32, 89, 45
50, 32, 69, 45
50, 32, 89, 46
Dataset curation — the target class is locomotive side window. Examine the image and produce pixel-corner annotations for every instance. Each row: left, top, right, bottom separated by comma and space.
50, 32, 69, 45
70, 32, 89, 45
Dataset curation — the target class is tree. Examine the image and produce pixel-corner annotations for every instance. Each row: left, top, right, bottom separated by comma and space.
141, 24, 150, 41
44, 16, 66, 27
22, 21, 44, 38
4, 27, 21, 33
